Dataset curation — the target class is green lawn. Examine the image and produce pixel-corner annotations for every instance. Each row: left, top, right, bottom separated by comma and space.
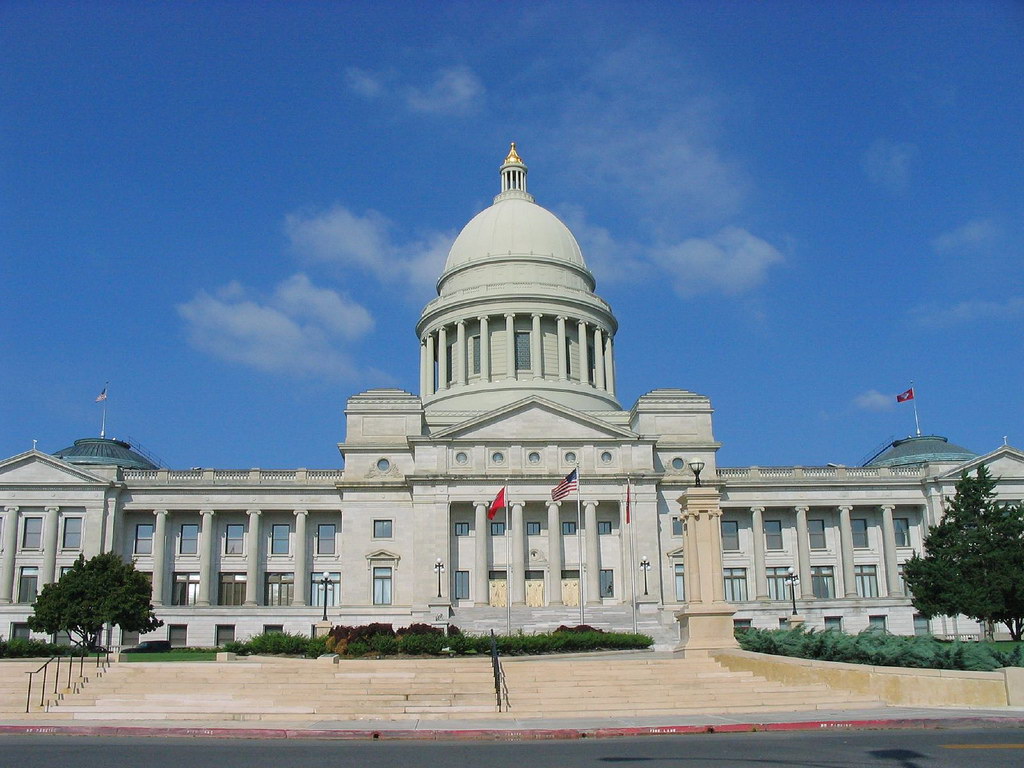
120, 650, 218, 662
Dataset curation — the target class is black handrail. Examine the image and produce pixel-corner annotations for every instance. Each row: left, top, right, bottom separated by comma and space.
24, 656, 57, 713
489, 630, 510, 712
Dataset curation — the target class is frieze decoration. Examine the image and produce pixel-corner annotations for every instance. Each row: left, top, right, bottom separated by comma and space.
366, 463, 401, 479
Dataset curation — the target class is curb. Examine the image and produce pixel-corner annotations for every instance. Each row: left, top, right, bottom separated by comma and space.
1, 717, 1023, 741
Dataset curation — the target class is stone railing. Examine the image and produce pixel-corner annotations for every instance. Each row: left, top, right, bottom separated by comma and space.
716, 465, 925, 481
121, 469, 345, 484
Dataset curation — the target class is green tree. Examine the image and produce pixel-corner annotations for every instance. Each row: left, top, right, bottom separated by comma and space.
27, 552, 163, 649
903, 465, 1024, 641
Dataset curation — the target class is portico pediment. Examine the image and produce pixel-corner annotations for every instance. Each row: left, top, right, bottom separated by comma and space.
0, 451, 112, 486
429, 397, 636, 442
365, 549, 401, 563
937, 445, 1024, 481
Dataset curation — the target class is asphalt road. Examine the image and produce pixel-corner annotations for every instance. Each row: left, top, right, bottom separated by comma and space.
2, 728, 1024, 768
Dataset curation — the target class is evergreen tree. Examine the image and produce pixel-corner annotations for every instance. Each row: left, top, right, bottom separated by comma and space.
27, 552, 163, 649
904, 465, 1024, 641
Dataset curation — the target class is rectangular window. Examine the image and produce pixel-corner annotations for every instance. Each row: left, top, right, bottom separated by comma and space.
586, 342, 596, 384
723, 568, 748, 602
733, 619, 752, 631
560, 521, 576, 536
766, 567, 792, 601
913, 614, 930, 636
317, 524, 336, 555
808, 519, 826, 550
218, 573, 246, 606
11, 623, 31, 640
263, 625, 284, 635
491, 521, 506, 536
18, 567, 38, 603
61, 518, 82, 549
764, 520, 783, 550
852, 518, 869, 548
373, 519, 393, 538
824, 616, 843, 632
310, 572, 340, 607
134, 523, 154, 555
271, 524, 290, 555
868, 615, 887, 632
599, 569, 614, 597
171, 573, 200, 606
674, 563, 685, 601
527, 521, 542, 536
454, 522, 470, 537
561, 569, 579, 580
454, 570, 470, 600
121, 629, 140, 648
514, 330, 531, 370
225, 523, 244, 554
720, 520, 739, 551
168, 624, 188, 647
811, 566, 835, 598
894, 518, 911, 547
671, 517, 684, 537
597, 520, 612, 535
264, 572, 294, 606
179, 524, 199, 555
215, 625, 235, 646
470, 335, 481, 375
59, 565, 72, 578
855, 564, 879, 598
21, 517, 42, 550
373, 566, 393, 605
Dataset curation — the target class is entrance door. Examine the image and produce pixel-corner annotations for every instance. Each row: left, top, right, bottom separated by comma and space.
561, 578, 580, 607
525, 578, 545, 607
489, 578, 507, 607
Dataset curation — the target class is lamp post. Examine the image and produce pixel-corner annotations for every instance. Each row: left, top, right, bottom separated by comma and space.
688, 459, 706, 487
639, 556, 651, 596
317, 572, 332, 623
785, 567, 799, 616
434, 558, 445, 598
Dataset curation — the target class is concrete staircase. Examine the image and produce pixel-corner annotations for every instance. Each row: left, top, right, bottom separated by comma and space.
0, 660, 39, 714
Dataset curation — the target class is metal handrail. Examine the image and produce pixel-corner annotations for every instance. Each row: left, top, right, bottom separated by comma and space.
489, 630, 510, 712
23, 645, 110, 713
24, 656, 57, 713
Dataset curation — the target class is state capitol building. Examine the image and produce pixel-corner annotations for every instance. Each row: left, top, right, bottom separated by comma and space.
3, 146, 1022, 648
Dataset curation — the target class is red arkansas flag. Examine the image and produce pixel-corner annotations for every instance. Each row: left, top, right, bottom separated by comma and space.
896, 387, 915, 403
487, 487, 506, 520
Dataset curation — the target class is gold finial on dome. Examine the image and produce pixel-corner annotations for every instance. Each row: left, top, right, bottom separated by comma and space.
504, 141, 523, 164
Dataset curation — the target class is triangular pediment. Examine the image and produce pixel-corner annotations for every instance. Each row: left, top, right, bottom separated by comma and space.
0, 451, 111, 486
430, 397, 637, 442
936, 445, 1024, 481
365, 549, 401, 563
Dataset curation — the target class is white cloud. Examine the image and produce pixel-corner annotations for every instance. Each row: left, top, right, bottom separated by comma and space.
862, 139, 918, 192
344, 65, 484, 116
177, 275, 373, 380
344, 67, 386, 98
557, 205, 649, 285
931, 218, 1000, 254
651, 227, 784, 297
911, 296, 1024, 327
853, 390, 895, 412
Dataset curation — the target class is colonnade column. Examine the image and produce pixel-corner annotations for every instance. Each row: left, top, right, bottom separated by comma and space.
474, 502, 489, 604
151, 510, 168, 605
593, 327, 605, 389
577, 320, 589, 384
425, 334, 436, 396
531, 313, 542, 378
478, 317, 491, 382
838, 505, 857, 597
244, 509, 261, 606
456, 321, 467, 385
0, 507, 18, 603
584, 500, 600, 604
197, 510, 215, 606
510, 502, 525, 605
880, 504, 903, 597
546, 501, 563, 605
604, 335, 615, 395
419, 339, 430, 397
751, 506, 769, 599
794, 506, 811, 597
437, 326, 448, 390
41, 506, 60, 585
556, 316, 567, 380
292, 510, 308, 606
505, 314, 516, 379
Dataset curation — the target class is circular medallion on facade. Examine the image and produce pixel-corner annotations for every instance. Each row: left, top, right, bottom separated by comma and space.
376, 458, 391, 472
564, 451, 577, 464
455, 451, 468, 465
492, 451, 505, 464
600, 451, 613, 464
528, 451, 541, 464
671, 457, 685, 470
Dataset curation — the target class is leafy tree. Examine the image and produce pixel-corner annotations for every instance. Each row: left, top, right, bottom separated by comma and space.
903, 465, 1024, 641
27, 552, 163, 649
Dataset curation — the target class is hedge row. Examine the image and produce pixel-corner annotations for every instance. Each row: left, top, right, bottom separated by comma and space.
0, 638, 88, 658
737, 627, 1024, 672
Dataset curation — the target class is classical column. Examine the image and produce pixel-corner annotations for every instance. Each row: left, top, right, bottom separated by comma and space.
292, 510, 308, 606
104, 496, 121, 555
505, 313, 516, 379
425, 332, 436, 395
838, 505, 857, 597
474, 502, 489, 604
794, 506, 811, 597
41, 506, 60, 585
456, 320, 467, 385
683, 511, 703, 603
531, 313, 543, 378
577, 320, 589, 384
244, 509, 261, 606
751, 506, 769, 600
556, 316, 567, 380
593, 327, 606, 389
584, 500, 601, 604
437, 326, 448, 390
880, 505, 903, 597
510, 502, 526, 605
478, 316, 491, 382
197, 509, 215, 606
419, 339, 430, 397
151, 510, 168, 605
604, 335, 615, 395
546, 501, 563, 605
0, 507, 18, 603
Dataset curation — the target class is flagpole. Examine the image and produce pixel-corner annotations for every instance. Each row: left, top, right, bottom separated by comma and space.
505, 481, 511, 636
911, 381, 921, 436
100, 402, 106, 439
626, 477, 638, 635
575, 465, 584, 626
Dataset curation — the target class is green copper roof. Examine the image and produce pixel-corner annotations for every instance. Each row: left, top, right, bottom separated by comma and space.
864, 435, 976, 468
53, 438, 158, 470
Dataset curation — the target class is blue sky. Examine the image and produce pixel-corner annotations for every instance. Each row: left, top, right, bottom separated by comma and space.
2, 1, 1022, 470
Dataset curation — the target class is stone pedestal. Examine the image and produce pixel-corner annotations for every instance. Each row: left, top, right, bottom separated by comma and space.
675, 604, 739, 656
312, 621, 333, 638
787, 614, 806, 630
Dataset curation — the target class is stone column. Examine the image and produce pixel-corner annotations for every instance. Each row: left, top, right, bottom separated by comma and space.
751, 506, 769, 599
425, 333, 436, 395
505, 313, 516, 379
556, 316, 567, 380
244, 509, 261, 606
510, 502, 526, 605
546, 501, 563, 605
456, 320, 467, 385
474, 502, 489, 604
41, 506, 60, 585
419, 339, 429, 397
104, 495, 122, 555
437, 326, 448, 390
794, 506, 811, 596
197, 509, 215, 606
479, 316, 491, 382
604, 335, 615, 395
880, 504, 903, 597
292, 510, 308, 605
531, 313, 542, 378
593, 327, 605, 389
0, 507, 18, 603
838, 505, 857, 597
584, 500, 601, 604
577, 320, 589, 384
151, 510, 168, 605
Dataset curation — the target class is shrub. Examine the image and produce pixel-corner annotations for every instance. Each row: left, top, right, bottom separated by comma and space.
396, 623, 443, 637
554, 624, 605, 634
0, 638, 84, 658
347, 623, 395, 644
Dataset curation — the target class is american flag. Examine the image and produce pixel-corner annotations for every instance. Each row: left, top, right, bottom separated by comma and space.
551, 468, 578, 501
95, 387, 108, 403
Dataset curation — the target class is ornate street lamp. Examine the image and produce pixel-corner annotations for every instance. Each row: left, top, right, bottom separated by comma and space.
316, 572, 332, 623
688, 458, 706, 487
785, 567, 800, 616
434, 558, 445, 598
639, 556, 651, 596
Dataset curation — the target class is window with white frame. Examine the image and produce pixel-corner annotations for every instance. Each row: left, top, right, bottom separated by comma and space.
766, 567, 791, 601
560, 521, 575, 536
270, 524, 290, 555
855, 564, 879, 598
491, 521, 506, 536
852, 518, 869, 548
21, 517, 42, 550
808, 519, 826, 549
179, 523, 199, 555
453, 522, 470, 537
317, 524, 336, 555
218, 573, 246, 606
674, 563, 685, 601
454, 570, 470, 600
514, 330, 531, 370
373, 519, 393, 539
373, 566, 393, 605
894, 517, 911, 547
225, 523, 244, 554
868, 615, 887, 632
310, 572, 340, 607
597, 520, 612, 535
720, 520, 739, 551
526, 521, 541, 536
61, 518, 82, 549
264, 572, 294, 605
811, 566, 835, 598
18, 567, 38, 603
599, 569, 614, 597
134, 523, 154, 555
764, 520, 783, 550
723, 568, 748, 602
172, 572, 200, 606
